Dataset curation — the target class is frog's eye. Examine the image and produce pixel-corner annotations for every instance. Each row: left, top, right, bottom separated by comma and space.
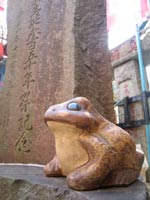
67, 102, 81, 111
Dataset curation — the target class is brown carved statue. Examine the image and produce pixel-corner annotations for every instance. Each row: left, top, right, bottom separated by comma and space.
44, 97, 144, 191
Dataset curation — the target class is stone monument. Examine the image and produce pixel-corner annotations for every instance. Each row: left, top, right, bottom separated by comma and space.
0, 0, 114, 164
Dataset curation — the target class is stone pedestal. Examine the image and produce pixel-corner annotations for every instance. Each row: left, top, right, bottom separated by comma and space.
0, 164, 149, 200
112, 39, 147, 157
0, 0, 114, 164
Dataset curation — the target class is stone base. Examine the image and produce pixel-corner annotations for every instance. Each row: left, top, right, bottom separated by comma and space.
0, 164, 149, 200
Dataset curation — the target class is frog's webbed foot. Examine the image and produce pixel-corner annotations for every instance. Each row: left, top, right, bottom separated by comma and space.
44, 155, 63, 177
67, 134, 118, 190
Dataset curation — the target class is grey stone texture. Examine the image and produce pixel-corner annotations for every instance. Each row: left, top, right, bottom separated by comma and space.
0, 164, 149, 200
0, 0, 114, 163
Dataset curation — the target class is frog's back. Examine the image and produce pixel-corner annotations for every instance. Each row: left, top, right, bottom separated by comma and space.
96, 120, 136, 153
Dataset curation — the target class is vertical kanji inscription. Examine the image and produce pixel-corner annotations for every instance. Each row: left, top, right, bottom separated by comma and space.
16, 0, 41, 152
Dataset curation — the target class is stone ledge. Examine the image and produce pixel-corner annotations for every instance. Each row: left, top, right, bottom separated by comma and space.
111, 51, 138, 68
0, 164, 149, 200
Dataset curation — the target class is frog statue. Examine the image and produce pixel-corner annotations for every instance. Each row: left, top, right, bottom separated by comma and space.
44, 97, 144, 191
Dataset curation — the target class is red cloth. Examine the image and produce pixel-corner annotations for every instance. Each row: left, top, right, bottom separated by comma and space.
141, 0, 149, 18
107, 0, 150, 32
0, 43, 4, 57
0, 0, 5, 11
107, 0, 117, 32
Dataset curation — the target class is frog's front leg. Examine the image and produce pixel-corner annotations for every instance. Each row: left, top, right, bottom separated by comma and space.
44, 155, 63, 177
67, 134, 118, 190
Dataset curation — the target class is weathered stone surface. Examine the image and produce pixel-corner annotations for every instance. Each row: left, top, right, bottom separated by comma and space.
0, 164, 149, 200
0, 0, 114, 163
113, 59, 147, 156
114, 60, 141, 101
73, 0, 114, 121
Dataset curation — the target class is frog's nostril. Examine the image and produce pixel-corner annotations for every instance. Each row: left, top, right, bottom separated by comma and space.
52, 108, 56, 112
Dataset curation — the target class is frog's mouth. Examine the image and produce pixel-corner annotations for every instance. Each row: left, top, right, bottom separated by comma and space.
46, 121, 85, 136
44, 110, 98, 131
